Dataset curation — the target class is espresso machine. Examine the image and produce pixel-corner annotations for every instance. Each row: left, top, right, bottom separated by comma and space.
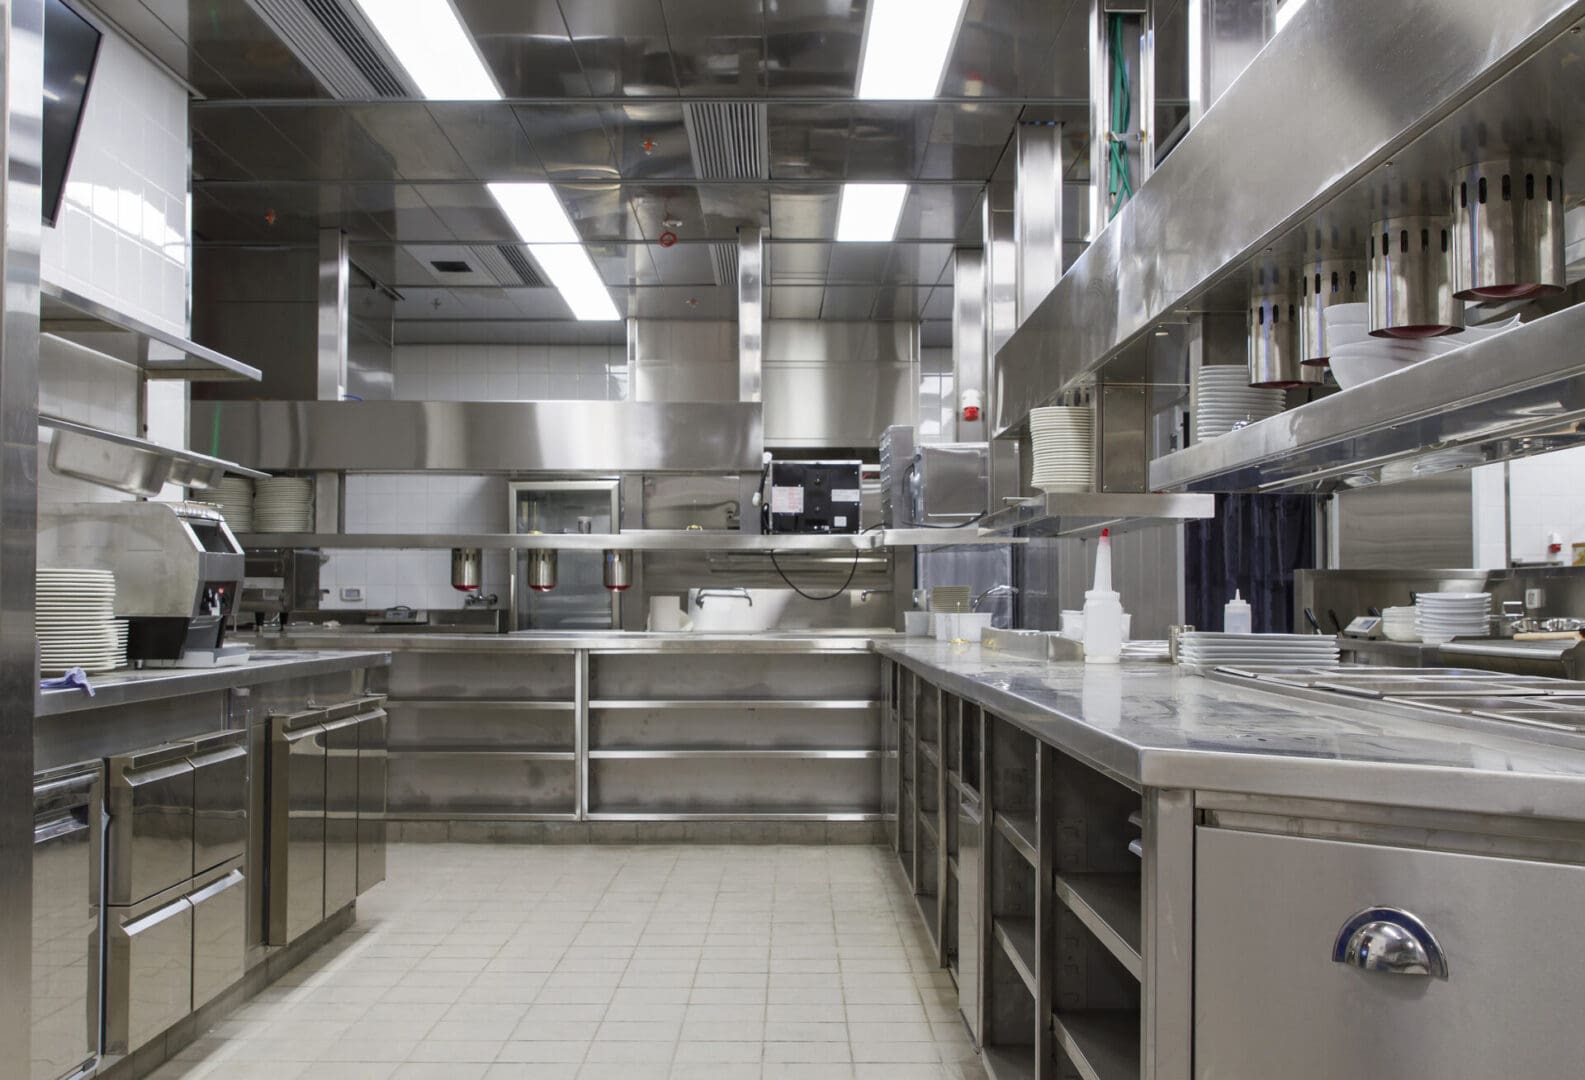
39, 502, 248, 665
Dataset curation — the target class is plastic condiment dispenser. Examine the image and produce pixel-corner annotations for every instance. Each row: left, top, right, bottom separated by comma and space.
1083, 528, 1123, 664
1224, 589, 1252, 635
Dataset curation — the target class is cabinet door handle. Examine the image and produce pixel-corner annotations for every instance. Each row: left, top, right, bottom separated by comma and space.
1332, 907, 1448, 979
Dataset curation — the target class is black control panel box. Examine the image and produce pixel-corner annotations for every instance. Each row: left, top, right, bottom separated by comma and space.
763, 460, 863, 534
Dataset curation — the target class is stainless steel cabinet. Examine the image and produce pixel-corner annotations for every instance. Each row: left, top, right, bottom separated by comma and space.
356, 706, 388, 893
189, 731, 247, 874
1195, 827, 1585, 1080
106, 744, 193, 906
105, 886, 192, 1056
322, 711, 361, 916
189, 861, 246, 1010
31, 763, 102, 1080
268, 707, 328, 945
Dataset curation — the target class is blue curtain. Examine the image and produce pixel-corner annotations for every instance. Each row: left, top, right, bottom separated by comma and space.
1184, 493, 1315, 633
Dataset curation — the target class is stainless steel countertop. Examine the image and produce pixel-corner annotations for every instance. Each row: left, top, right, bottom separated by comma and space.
877, 640, 1585, 822
246, 630, 889, 654
36, 649, 392, 717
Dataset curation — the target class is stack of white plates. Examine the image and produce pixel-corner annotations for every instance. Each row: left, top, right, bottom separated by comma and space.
1414, 592, 1490, 644
1029, 406, 1094, 493
1194, 367, 1285, 440
114, 619, 130, 669
213, 476, 255, 533
37, 568, 119, 675
929, 586, 971, 614
1381, 605, 1418, 642
1178, 632, 1340, 669
253, 477, 314, 533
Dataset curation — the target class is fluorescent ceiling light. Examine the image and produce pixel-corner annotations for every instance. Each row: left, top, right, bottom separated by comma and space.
857, 0, 969, 99
836, 184, 909, 243
487, 182, 619, 321
1274, 0, 1310, 32
352, 0, 500, 100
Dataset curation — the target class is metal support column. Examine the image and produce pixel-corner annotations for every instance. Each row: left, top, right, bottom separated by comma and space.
952, 249, 987, 444
1034, 742, 1058, 1078
574, 650, 590, 819
0, 0, 44, 1071
737, 225, 763, 404
1014, 123, 1065, 326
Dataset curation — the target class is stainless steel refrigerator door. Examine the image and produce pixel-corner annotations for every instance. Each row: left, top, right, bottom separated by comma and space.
106, 747, 194, 906
1195, 827, 1585, 1080
321, 714, 361, 916
356, 707, 388, 894
31, 765, 101, 1080
105, 887, 192, 1055
268, 712, 327, 945
189, 861, 246, 1010
188, 731, 247, 874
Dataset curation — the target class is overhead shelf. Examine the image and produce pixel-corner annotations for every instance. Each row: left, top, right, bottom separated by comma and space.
979, 493, 1214, 539
234, 529, 1012, 552
41, 413, 269, 497
1149, 304, 1585, 494
40, 281, 262, 382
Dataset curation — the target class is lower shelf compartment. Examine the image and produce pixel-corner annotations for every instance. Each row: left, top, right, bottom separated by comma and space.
1055, 872, 1143, 980
1051, 1010, 1140, 1080
982, 1044, 1036, 1080
993, 916, 1037, 997
587, 808, 882, 821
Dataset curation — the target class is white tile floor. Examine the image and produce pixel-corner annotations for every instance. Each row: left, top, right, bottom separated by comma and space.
153, 843, 988, 1080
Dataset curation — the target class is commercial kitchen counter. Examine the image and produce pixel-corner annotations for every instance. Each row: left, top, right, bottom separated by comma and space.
246, 629, 883, 652
878, 639, 1585, 822
36, 648, 393, 716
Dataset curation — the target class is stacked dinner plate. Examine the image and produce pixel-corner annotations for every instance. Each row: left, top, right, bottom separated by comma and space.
253, 477, 314, 533
1414, 592, 1491, 644
929, 585, 971, 614
1177, 631, 1340, 670
213, 476, 255, 533
37, 568, 119, 674
1029, 406, 1094, 493
1194, 367, 1285, 440
114, 619, 130, 669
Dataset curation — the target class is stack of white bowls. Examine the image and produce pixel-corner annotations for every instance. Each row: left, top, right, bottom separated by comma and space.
213, 476, 255, 533
1029, 406, 1094, 492
37, 568, 119, 674
1194, 367, 1285, 440
253, 477, 314, 533
1381, 606, 1419, 642
1328, 307, 1523, 390
1414, 592, 1491, 644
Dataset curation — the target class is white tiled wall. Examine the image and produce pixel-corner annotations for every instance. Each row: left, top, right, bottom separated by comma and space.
918, 347, 955, 442
1473, 447, 1585, 568
392, 344, 627, 401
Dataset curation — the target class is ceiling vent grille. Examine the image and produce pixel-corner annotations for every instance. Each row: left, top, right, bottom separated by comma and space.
245, 0, 413, 99
710, 243, 740, 289
683, 102, 769, 181
470, 244, 548, 288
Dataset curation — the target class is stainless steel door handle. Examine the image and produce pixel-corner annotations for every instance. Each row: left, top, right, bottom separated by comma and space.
1332, 907, 1449, 979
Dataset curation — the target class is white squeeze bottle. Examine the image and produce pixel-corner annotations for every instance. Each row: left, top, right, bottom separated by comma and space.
1224, 589, 1252, 634
1083, 528, 1123, 664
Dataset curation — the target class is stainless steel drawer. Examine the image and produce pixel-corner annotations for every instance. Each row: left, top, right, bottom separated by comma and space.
189, 860, 245, 1010
267, 709, 327, 945
188, 731, 247, 874
321, 712, 361, 916
106, 744, 194, 906
1195, 827, 1585, 1080
105, 885, 192, 1056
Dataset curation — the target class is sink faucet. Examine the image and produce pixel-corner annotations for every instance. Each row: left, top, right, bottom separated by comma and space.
464, 592, 498, 608
697, 587, 753, 607
974, 585, 1019, 611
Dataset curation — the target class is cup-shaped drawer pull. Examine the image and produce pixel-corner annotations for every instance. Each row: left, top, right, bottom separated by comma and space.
1332, 907, 1448, 979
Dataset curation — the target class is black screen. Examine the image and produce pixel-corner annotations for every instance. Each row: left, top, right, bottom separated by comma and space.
42, 0, 101, 227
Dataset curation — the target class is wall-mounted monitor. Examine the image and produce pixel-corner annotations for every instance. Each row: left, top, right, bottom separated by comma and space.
42, 0, 102, 228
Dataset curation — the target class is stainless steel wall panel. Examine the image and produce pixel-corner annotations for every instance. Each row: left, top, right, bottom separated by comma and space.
953, 250, 987, 444
628, 319, 738, 402
761, 321, 919, 447
193, 400, 765, 473
1332, 473, 1474, 569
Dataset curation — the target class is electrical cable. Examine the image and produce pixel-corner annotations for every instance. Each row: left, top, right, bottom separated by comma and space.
1107, 12, 1134, 221
767, 522, 884, 602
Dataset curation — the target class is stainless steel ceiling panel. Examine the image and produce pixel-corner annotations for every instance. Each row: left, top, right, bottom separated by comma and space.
765, 103, 851, 179
767, 242, 830, 284
767, 285, 824, 318
425, 104, 547, 180
621, 285, 733, 318
883, 242, 954, 285
762, 0, 867, 97
922, 285, 955, 320
249, 105, 401, 181
843, 104, 932, 181
895, 185, 985, 242
585, 241, 661, 288
917, 104, 1021, 181
824, 244, 892, 283
453, 0, 592, 97
768, 186, 839, 239
871, 286, 933, 320
139, 0, 328, 98
394, 288, 464, 319
624, 185, 707, 239
938, 0, 1077, 99
506, 288, 582, 318
598, 102, 696, 179
660, 0, 766, 95
555, 183, 642, 241
560, 0, 681, 97
90, 0, 225, 93
412, 184, 515, 242
193, 183, 351, 243
395, 319, 625, 345
362, 184, 456, 242
819, 285, 879, 319
695, 185, 773, 236
190, 107, 321, 181
355, 243, 426, 285
644, 241, 718, 286
348, 105, 474, 180
513, 105, 620, 179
